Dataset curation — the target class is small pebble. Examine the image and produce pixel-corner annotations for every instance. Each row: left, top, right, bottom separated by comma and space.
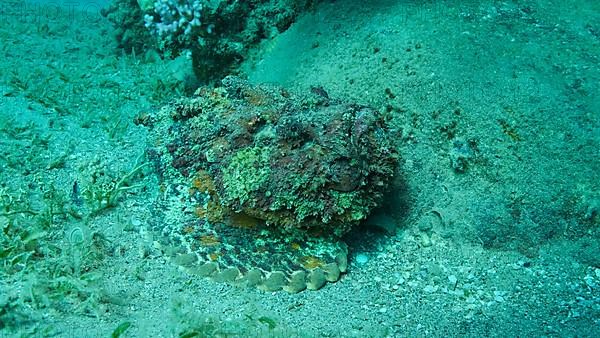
355, 253, 369, 265
423, 285, 437, 293
448, 275, 457, 285
420, 233, 432, 247
131, 217, 142, 227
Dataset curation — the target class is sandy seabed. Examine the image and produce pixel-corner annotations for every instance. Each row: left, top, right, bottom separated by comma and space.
0, 0, 598, 337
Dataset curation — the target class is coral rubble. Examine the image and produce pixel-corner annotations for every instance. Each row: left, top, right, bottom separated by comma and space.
104, 0, 317, 82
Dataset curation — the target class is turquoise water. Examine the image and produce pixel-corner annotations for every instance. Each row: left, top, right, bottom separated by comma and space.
0, 1, 598, 337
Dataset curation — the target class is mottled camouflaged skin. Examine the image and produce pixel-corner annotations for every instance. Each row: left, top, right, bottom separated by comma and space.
143, 77, 396, 292
147, 180, 347, 292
